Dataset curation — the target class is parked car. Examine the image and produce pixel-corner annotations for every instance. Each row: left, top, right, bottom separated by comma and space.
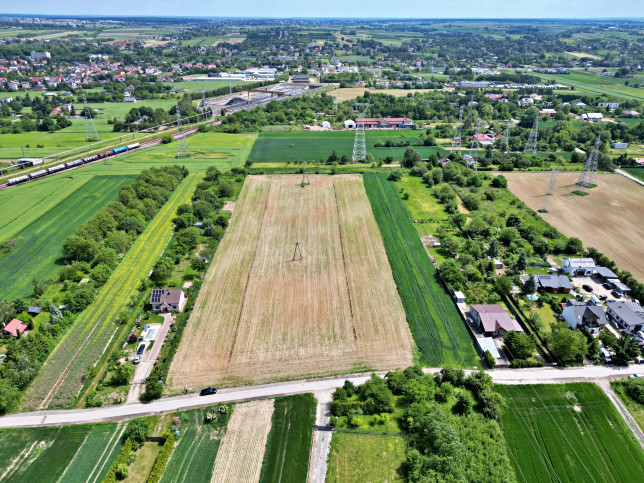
133, 355, 141, 365
200, 387, 217, 396
611, 290, 623, 299
603, 282, 613, 290
600, 348, 612, 363
629, 373, 644, 378
598, 295, 608, 301
582, 284, 593, 292
137, 343, 146, 355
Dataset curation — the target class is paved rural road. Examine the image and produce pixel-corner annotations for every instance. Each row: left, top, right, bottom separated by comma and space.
615, 168, 644, 187
1, 365, 642, 428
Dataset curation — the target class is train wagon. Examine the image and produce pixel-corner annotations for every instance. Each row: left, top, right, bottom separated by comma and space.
7, 175, 29, 186
47, 164, 66, 174
31, 159, 44, 167
126, 143, 140, 150
113, 146, 127, 154
29, 169, 47, 180
65, 159, 83, 168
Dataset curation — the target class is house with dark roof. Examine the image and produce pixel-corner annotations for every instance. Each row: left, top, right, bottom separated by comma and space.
469, 305, 523, 337
536, 274, 573, 293
606, 300, 644, 333
2, 319, 27, 338
562, 304, 607, 333
150, 289, 185, 313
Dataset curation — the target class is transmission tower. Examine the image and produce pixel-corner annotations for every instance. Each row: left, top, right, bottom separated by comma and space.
352, 103, 369, 163
175, 108, 190, 158
468, 118, 481, 171
301, 166, 310, 187
451, 106, 464, 153
540, 169, 560, 212
576, 134, 601, 193
467, 95, 474, 119
290, 242, 303, 261
502, 120, 511, 152
83, 93, 99, 143
524, 114, 539, 154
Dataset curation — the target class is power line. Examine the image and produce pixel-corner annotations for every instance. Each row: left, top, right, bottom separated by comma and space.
83, 93, 99, 143
175, 108, 190, 158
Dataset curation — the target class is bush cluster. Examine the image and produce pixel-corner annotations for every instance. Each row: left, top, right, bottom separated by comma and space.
147, 432, 175, 483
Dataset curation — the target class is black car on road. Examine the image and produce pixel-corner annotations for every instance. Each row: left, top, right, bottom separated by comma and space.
200, 387, 217, 396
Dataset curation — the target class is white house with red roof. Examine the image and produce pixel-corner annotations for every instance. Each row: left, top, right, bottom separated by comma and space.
2, 319, 27, 338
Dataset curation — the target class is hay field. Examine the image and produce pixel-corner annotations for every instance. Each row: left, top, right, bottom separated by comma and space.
506, 172, 644, 281
210, 400, 274, 483
168, 175, 413, 389
329, 87, 436, 103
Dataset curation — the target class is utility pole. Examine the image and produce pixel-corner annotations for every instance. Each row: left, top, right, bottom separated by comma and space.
451, 106, 464, 153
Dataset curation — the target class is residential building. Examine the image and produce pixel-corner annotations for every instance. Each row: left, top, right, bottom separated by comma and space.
292, 74, 311, 83
562, 303, 607, 333
562, 258, 596, 276
598, 102, 619, 110
30, 51, 50, 62
458, 80, 490, 88
579, 113, 603, 122
1, 319, 27, 338
536, 274, 574, 293
150, 289, 185, 313
539, 108, 557, 115
606, 300, 644, 333
469, 304, 523, 337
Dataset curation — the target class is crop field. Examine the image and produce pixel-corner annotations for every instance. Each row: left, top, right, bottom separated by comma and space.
211, 400, 275, 483
162, 79, 249, 93
0, 423, 124, 483
168, 175, 413, 390
21, 172, 202, 409
326, 433, 406, 483
505, 172, 644, 281
259, 394, 316, 483
0, 175, 132, 299
249, 131, 446, 163
363, 173, 479, 367
161, 406, 230, 483
498, 383, 644, 483
538, 70, 644, 101
329, 87, 441, 103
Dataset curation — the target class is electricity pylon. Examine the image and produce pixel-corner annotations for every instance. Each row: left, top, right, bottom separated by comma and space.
541, 169, 560, 212
576, 134, 601, 193
468, 118, 481, 171
352, 103, 369, 163
83, 93, 99, 142
451, 106, 464, 153
524, 114, 539, 154
175, 108, 190, 158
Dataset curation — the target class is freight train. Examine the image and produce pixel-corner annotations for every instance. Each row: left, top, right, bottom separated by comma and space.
6, 143, 141, 186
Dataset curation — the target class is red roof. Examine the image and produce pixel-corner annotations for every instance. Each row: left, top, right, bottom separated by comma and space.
3, 318, 27, 337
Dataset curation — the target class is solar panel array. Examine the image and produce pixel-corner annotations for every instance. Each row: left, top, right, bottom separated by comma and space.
151, 289, 163, 304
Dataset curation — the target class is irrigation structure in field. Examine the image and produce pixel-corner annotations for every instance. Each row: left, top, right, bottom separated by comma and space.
576, 134, 601, 194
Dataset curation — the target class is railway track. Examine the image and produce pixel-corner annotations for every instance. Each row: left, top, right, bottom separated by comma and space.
0, 125, 202, 191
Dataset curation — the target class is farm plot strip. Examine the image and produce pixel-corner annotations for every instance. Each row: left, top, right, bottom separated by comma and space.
22, 172, 203, 410
210, 400, 275, 483
259, 394, 316, 483
498, 383, 644, 483
167, 175, 412, 390
0, 175, 133, 299
363, 173, 479, 367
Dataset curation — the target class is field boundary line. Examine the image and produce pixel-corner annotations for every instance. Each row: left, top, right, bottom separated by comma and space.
332, 181, 356, 325
227, 178, 273, 362
87, 423, 125, 483
599, 381, 644, 450
56, 431, 90, 483
0, 440, 40, 481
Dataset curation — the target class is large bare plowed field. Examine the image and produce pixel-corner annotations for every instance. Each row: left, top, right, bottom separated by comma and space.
506, 172, 644, 281
168, 175, 413, 390
210, 399, 275, 483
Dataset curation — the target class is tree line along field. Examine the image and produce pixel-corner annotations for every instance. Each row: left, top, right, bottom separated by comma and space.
363, 173, 480, 368
498, 383, 644, 483
22, 172, 203, 410
167, 174, 414, 390
248, 130, 447, 163
0, 422, 125, 483
259, 394, 316, 483
505, 172, 644, 282
0, 175, 133, 299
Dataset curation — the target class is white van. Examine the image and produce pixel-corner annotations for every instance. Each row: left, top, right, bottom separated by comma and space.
600, 348, 612, 363
590, 295, 601, 306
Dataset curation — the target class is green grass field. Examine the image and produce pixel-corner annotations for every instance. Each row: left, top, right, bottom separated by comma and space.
611, 380, 644, 432
326, 433, 406, 483
249, 130, 446, 163
623, 167, 644, 182
162, 79, 248, 94
498, 383, 644, 483
0, 423, 123, 483
538, 70, 644, 101
395, 175, 449, 237
259, 394, 316, 483
22, 172, 203, 409
0, 175, 132, 299
161, 405, 231, 483
363, 173, 479, 368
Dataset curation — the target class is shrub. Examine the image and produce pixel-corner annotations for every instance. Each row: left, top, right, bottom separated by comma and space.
102, 438, 133, 483
625, 378, 644, 404
115, 464, 129, 480
124, 418, 151, 445
147, 433, 176, 483
388, 169, 403, 181
161, 134, 173, 144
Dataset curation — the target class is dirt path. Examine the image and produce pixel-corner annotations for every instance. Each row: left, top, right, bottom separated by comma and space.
308, 389, 334, 483
597, 380, 644, 449
615, 168, 644, 187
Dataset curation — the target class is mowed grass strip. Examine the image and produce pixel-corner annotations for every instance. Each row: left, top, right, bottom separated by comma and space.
161, 407, 230, 483
363, 173, 479, 368
498, 383, 644, 483
326, 433, 406, 483
249, 130, 446, 163
22, 172, 203, 410
0, 175, 133, 299
259, 394, 316, 483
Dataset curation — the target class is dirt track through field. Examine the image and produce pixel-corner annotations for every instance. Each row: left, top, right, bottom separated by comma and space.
168, 175, 413, 390
210, 400, 274, 483
506, 172, 644, 281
